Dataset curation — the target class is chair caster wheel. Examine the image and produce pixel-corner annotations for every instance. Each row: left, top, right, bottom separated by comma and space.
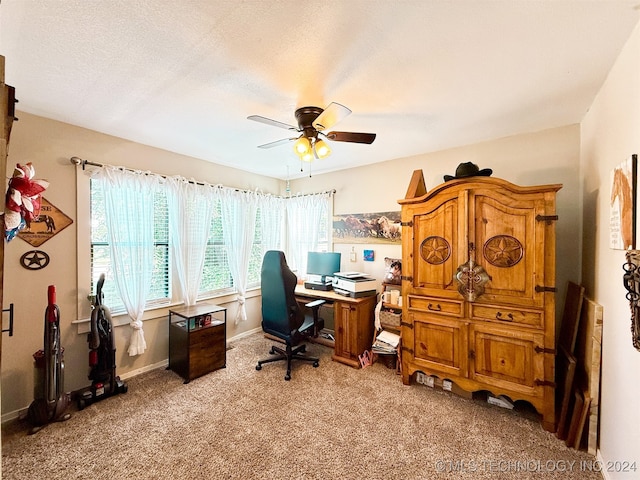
256, 364, 262, 371
285, 373, 291, 381
313, 361, 319, 368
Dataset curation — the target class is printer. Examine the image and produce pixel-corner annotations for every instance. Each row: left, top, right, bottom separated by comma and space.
332, 272, 377, 298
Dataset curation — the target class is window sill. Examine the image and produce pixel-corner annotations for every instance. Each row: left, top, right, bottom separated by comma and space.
72, 287, 261, 335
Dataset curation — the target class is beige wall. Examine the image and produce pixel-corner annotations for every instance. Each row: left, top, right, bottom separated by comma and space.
581, 19, 640, 477
1, 112, 283, 419
291, 123, 582, 322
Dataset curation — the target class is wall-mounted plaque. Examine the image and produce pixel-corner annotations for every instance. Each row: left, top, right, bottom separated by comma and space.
17, 197, 73, 247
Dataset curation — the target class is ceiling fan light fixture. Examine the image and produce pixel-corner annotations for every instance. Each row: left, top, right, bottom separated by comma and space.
300, 151, 314, 162
314, 139, 331, 159
293, 136, 311, 155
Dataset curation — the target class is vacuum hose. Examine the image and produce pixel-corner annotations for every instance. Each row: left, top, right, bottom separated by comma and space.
45, 285, 62, 407
88, 274, 105, 351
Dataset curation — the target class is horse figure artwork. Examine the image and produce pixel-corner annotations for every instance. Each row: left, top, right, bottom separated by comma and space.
377, 215, 402, 240
611, 166, 634, 249
31, 214, 56, 233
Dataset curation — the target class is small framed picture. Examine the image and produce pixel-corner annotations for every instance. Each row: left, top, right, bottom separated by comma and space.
610, 154, 637, 250
363, 249, 374, 261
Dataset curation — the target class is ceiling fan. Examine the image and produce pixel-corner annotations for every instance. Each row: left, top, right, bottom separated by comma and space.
247, 102, 376, 162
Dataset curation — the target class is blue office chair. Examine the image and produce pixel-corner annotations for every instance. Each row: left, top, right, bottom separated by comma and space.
256, 250, 325, 380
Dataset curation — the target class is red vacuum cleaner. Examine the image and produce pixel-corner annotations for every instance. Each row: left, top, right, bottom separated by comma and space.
77, 273, 127, 409
27, 285, 72, 434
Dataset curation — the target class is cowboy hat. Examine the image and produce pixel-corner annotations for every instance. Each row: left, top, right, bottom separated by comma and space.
444, 162, 493, 181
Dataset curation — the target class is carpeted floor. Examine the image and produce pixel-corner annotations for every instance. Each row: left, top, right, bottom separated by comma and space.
2, 333, 602, 479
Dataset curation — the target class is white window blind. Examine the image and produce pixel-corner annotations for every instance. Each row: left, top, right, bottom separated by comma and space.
198, 198, 234, 297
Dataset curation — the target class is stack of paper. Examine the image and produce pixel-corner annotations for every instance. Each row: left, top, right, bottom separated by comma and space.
372, 330, 400, 354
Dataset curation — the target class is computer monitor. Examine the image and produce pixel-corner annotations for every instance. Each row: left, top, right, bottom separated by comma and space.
306, 251, 341, 284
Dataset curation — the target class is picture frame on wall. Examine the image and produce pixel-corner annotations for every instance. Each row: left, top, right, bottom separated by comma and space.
610, 154, 637, 250
333, 211, 401, 244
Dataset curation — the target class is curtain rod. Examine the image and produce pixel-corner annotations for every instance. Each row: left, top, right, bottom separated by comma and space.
69, 157, 336, 197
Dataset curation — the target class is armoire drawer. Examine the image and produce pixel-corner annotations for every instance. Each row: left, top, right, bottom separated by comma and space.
469, 304, 543, 328
407, 295, 463, 317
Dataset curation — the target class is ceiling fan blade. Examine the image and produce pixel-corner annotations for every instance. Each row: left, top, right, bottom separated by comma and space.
326, 131, 376, 144
247, 115, 297, 131
257, 138, 296, 149
312, 102, 352, 131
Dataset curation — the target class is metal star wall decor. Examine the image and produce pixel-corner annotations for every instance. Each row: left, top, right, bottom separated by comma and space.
20, 250, 50, 270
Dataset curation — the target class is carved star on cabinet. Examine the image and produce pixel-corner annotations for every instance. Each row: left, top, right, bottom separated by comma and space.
483, 234, 523, 267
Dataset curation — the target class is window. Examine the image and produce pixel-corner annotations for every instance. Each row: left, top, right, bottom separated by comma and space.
316, 205, 330, 253
91, 179, 268, 311
248, 207, 264, 285
90, 179, 170, 314
198, 199, 233, 296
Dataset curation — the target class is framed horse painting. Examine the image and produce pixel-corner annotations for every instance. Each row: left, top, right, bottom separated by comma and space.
610, 155, 637, 250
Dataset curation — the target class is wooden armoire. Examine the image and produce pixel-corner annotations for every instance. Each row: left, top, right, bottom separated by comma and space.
398, 169, 561, 432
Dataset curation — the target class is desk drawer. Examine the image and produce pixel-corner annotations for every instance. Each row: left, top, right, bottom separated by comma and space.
408, 295, 463, 318
190, 324, 224, 347
189, 325, 225, 379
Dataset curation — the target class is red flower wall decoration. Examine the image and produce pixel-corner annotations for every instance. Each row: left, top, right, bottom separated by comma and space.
3, 163, 49, 241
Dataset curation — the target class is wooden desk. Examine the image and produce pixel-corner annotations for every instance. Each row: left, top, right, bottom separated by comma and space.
295, 285, 377, 368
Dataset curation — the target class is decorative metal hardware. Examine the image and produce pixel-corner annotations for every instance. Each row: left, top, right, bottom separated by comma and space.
455, 243, 491, 302
534, 346, 556, 355
495, 312, 513, 322
2, 304, 14, 336
401, 275, 413, 282
400, 221, 413, 227
401, 346, 414, 355
20, 250, 50, 270
427, 303, 442, 312
400, 322, 413, 329
535, 214, 559, 224
535, 285, 557, 293
469, 350, 475, 360
622, 250, 640, 351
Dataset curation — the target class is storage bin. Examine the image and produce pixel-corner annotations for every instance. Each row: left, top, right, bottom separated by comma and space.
380, 309, 401, 327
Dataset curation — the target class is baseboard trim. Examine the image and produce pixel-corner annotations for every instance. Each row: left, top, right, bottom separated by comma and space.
597, 449, 611, 480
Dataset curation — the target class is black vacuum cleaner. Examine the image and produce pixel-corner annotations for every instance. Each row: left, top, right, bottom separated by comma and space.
77, 274, 127, 410
27, 285, 72, 434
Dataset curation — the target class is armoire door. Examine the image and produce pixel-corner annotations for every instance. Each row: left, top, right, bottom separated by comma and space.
409, 190, 466, 299
470, 188, 546, 308
409, 312, 468, 379
469, 323, 545, 397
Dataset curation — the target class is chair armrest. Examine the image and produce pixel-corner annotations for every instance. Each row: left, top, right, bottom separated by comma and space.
305, 299, 326, 310
304, 299, 325, 337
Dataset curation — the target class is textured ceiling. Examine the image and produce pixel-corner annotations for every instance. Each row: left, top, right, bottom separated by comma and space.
1, 1, 639, 180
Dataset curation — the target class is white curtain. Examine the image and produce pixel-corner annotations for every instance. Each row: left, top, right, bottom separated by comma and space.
220, 188, 258, 324
285, 192, 331, 276
95, 166, 161, 356
166, 177, 218, 306
260, 194, 286, 254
